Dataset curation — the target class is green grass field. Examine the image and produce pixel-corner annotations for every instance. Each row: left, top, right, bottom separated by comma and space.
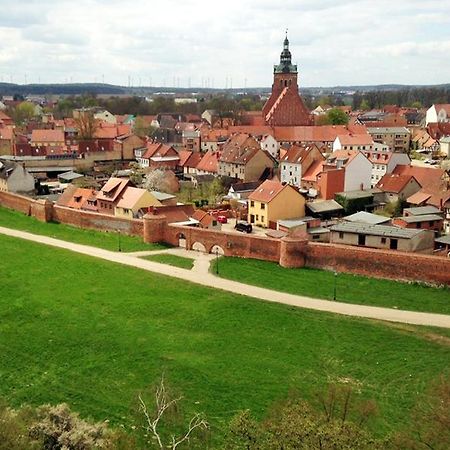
0, 206, 165, 252
211, 257, 450, 315
0, 234, 449, 446
141, 253, 195, 269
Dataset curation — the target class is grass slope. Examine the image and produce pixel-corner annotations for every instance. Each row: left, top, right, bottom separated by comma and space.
142, 253, 195, 269
0, 234, 449, 445
0, 206, 164, 252
212, 257, 450, 315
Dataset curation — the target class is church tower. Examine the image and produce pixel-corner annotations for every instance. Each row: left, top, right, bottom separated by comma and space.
262, 34, 312, 126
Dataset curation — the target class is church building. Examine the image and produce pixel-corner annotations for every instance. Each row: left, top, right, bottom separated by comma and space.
262, 34, 313, 126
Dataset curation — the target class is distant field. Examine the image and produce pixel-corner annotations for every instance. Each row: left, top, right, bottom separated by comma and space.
0, 234, 449, 447
0, 206, 165, 252
211, 257, 450, 315
141, 253, 195, 269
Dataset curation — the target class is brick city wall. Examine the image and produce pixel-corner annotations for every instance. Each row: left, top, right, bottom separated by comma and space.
53, 206, 144, 236
0, 191, 35, 215
0, 190, 143, 236
305, 242, 450, 285
166, 223, 281, 261
1, 190, 450, 285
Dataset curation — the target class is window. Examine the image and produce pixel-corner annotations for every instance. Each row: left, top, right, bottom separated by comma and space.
313, 235, 320, 240
256, 215, 259, 221
381, 237, 386, 244
261, 216, 265, 222
250, 201, 254, 207
261, 203, 265, 210
339, 232, 344, 239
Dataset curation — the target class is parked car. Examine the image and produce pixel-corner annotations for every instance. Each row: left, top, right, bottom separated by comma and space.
234, 221, 252, 233
217, 215, 228, 224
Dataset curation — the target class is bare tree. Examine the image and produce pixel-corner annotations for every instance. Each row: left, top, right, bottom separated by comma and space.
138, 375, 208, 449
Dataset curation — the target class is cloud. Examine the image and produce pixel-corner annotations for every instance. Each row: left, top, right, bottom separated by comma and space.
0, 0, 449, 86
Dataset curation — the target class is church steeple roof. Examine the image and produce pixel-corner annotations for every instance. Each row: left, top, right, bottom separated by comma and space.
274, 31, 297, 74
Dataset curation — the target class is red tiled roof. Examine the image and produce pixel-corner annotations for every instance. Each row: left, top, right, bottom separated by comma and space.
407, 191, 432, 205
97, 177, 130, 202
116, 187, 150, 209
392, 165, 445, 191
0, 126, 13, 140
196, 150, 219, 173
178, 150, 193, 167
336, 134, 374, 146
31, 129, 64, 143
377, 174, 419, 193
248, 179, 289, 203
219, 133, 261, 164
302, 160, 325, 182
148, 204, 195, 223
435, 104, 450, 115
274, 125, 369, 143
142, 143, 177, 159
191, 209, 214, 227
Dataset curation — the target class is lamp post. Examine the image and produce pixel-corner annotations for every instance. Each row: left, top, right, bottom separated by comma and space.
118, 230, 122, 252
333, 271, 337, 301
215, 247, 219, 275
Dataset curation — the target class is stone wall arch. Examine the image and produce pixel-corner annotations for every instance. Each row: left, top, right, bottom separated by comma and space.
210, 245, 225, 255
191, 241, 207, 253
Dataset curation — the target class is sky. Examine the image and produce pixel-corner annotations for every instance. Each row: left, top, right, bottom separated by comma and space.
0, 0, 449, 88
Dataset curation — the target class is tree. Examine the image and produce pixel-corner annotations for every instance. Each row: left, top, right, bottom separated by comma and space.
143, 169, 179, 193
360, 99, 371, 111
321, 108, 349, 125
28, 403, 120, 450
138, 375, 208, 450
225, 385, 386, 450
75, 111, 98, 140
13, 101, 36, 125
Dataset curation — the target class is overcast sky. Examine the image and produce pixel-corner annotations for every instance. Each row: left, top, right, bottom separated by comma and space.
0, 0, 449, 88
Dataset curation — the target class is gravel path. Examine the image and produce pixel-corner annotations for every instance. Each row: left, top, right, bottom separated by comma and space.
2, 225, 449, 329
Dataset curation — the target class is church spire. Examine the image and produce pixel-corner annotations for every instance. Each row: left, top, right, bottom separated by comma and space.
274, 31, 297, 74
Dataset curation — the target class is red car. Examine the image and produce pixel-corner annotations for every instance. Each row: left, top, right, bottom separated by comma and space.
217, 215, 228, 224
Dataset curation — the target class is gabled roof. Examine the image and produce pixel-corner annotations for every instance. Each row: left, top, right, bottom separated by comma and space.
377, 173, 419, 193
248, 179, 297, 203
302, 159, 324, 182
435, 104, 450, 115
281, 144, 318, 164
0, 126, 13, 140
191, 209, 214, 227
116, 187, 153, 209
97, 177, 130, 202
392, 165, 445, 191
142, 143, 177, 159
336, 134, 374, 146
31, 129, 65, 143
183, 151, 202, 169
406, 190, 432, 205
178, 150, 193, 167
219, 133, 261, 165
196, 150, 219, 173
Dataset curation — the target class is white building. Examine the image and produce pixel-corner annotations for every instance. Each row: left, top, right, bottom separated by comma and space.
260, 134, 279, 158
333, 134, 374, 152
426, 104, 450, 125
363, 150, 411, 187
327, 150, 372, 192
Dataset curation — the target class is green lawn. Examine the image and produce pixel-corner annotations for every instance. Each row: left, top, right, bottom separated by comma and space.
0, 206, 165, 252
142, 253, 195, 269
0, 234, 449, 447
211, 257, 450, 315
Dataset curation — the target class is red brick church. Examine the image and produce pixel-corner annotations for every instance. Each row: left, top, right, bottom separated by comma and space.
262, 34, 313, 126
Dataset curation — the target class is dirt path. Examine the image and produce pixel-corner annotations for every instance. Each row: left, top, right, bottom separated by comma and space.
1, 225, 449, 329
